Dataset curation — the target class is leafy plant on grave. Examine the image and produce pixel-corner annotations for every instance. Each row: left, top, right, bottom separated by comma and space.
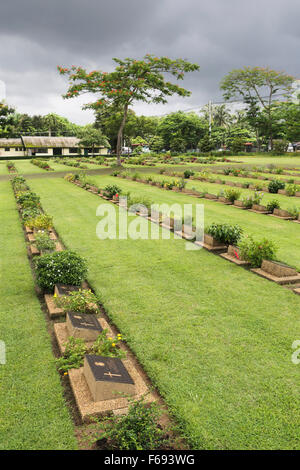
91, 395, 167, 450
183, 169, 194, 179
287, 206, 299, 219
11, 175, 27, 191
238, 235, 277, 267
35, 232, 56, 253
56, 337, 87, 372
224, 188, 241, 203
27, 213, 53, 231
268, 179, 285, 194
90, 330, 126, 359
205, 223, 243, 245
34, 250, 88, 291
254, 182, 264, 191
21, 206, 42, 223
242, 191, 263, 209
54, 289, 99, 314
131, 172, 141, 181
103, 184, 122, 199
16, 191, 41, 209
266, 199, 280, 212
285, 183, 299, 197
64, 173, 76, 182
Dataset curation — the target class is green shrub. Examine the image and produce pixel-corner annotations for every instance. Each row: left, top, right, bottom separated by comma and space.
266, 199, 280, 212
16, 191, 40, 208
183, 169, 194, 179
285, 184, 298, 197
268, 179, 285, 194
288, 206, 299, 219
27, 213, 53, 231
54, 289, 99, 314
56, 337, 87, 372
94, 396, 166, 450
206, 223, 243, 245
103, 185, 122, 198
34, 250, 88, 291
238, 236, 277, 267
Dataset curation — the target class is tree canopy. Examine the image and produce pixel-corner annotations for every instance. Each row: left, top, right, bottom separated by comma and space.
58, 55, 200, 163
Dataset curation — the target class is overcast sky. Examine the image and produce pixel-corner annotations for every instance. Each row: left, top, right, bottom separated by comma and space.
1, 0, 299, 124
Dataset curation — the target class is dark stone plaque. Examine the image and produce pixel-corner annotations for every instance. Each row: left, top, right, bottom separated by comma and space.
54, 284, 81, 297
68, 313, 103, 332
86, 355, 134, 384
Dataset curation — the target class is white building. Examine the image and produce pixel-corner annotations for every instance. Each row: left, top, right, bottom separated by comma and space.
0, 136, 108, 157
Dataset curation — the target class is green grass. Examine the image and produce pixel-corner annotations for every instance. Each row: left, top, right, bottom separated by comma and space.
28, 176, 300, 449
143, 172, 300, 213
0, 161, 8, 175
0, 181, 77, 450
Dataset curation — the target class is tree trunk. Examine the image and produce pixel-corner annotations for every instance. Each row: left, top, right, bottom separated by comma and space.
116, 103, 128, 166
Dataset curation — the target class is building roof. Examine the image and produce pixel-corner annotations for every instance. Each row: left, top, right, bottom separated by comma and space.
0, 135, 107, 148
0, 138, 23, 147
21, 136, 80, 148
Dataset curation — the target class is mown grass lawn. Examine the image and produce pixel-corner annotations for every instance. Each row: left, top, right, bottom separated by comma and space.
29, 176, 300, 449
0, 181, 77, 450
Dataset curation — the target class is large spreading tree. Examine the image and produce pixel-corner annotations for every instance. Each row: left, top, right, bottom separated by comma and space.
58, 55, 200, 164
220, 67, 294, 149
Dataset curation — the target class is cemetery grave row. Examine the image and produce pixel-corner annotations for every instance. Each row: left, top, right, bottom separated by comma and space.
64, 173, 300, 295
10, 175, 158, 427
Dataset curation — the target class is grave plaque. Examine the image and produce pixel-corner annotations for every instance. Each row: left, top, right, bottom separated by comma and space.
67, 313, 103, 341
84, 355, 135, 402
54, 284, 81, 297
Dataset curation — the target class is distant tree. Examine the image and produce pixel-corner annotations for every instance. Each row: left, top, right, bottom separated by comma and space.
220, 67, 294, 149
77, 126, 110, 157
0, 103, 16, 137
157, 111, 206, 151
58, 55, 200, 164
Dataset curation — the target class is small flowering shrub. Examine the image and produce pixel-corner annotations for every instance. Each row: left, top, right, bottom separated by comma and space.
183, 169, 194, 179
238, 236, 277, 267
90, 330, 125, 359
288, 206, 299, 219
34, 250, 88, 290
16, 191, 40, 209
35, 232, 56, 253
21, 207, 42, 222
206, 223, 243, 245
285, 184, 299, 197
56, 331, 125, 372
268, 179, 285, 194
64, 173, 76, 182
54, 289, 99, 314
266, 199, 280, 212
27, 213, 53, 230
224, 188, 241, 203
11, 175, 28, 191
103, 184, 122, 198
242, 191, 264, 208
56, 337, 87, 372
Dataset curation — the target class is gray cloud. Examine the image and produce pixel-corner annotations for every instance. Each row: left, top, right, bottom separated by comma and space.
1, 0, 299, 124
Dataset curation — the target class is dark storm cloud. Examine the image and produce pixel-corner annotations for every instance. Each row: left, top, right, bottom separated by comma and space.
1, 0, 300, 123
